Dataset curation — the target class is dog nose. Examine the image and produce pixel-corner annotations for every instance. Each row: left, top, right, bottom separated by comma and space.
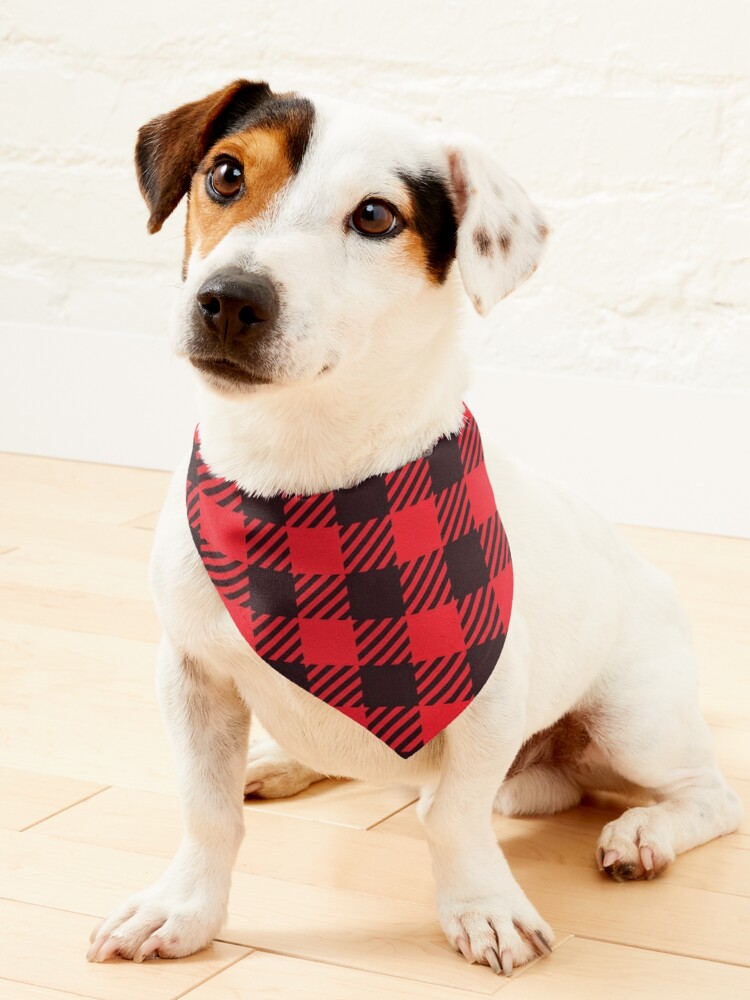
195, 269, 279, 347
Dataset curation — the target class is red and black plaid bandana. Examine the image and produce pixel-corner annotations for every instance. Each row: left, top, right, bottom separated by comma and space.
186, 406, 512, 757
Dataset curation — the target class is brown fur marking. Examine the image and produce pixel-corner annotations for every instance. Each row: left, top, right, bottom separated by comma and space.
498, 230, 513, 257
187, 128, 293, 260
473, 227, 493, 256
506, 712, 591, 780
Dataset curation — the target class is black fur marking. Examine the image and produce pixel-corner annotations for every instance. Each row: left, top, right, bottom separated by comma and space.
224, 93, 315, 173
399, 169, 458, 283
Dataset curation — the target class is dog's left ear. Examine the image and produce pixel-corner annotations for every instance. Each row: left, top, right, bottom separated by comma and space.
444, 136, 549, 316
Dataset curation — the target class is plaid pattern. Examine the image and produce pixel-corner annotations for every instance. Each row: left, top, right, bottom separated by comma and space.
186, 406, 513, 758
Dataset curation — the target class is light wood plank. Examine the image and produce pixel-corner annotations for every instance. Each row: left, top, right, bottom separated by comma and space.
0, 623, 173, 793
0, 538, 155, 602
242, 776, 416, 830
712, 725, 750, 782
0, 982, 99, 1000
0, 453, 169, 526
0, 829, 569, 994
0, 510, 153, 561
124, 510, 160, 531
376, 804, 750, 966
0, 766, 106, 831
36, 787, 433, 901
35, 782, 750, 905
500, 936, 750, 999
3, 454, 749, 996
185, 950, 510, 999
0, 582, 159, 642
0, 899, 249, 1000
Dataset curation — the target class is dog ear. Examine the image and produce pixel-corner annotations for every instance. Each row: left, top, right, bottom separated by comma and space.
444, 136, 549, 316
135, 79, 272, 234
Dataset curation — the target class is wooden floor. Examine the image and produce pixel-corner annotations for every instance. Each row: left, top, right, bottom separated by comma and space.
0, 451, 748, 1000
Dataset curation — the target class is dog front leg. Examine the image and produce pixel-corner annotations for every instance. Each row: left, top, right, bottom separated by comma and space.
87, 638, 249, 962
421, 702, 554, 975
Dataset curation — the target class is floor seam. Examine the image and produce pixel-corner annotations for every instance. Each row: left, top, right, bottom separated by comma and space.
19, 785, 113, 833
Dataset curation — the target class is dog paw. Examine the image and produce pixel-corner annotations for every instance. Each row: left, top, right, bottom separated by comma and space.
245, 737, 324, 799
86, 886, 223, 962
596, 806, 676, 881
441, 894, 555, 975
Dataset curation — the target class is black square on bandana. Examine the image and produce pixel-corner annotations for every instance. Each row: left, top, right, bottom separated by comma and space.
428, 435, 464, 493
443, 529, 490, 598
247, 565, 298, 616
334, 475, 390, 525
346, 566, 405, 620
360, 663, 418, 706
238, 490, 286, 525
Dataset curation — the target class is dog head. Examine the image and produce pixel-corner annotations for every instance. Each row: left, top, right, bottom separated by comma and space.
136, 80, 548, 394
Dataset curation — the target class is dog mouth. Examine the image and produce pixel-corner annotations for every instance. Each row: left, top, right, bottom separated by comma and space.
188, 355, 272, 386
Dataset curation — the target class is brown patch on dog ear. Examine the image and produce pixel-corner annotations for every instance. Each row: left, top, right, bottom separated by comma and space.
473, 228, 493, 256
498, 230, 513, 257
537, 221, 549, 241
135, 79, 272, 234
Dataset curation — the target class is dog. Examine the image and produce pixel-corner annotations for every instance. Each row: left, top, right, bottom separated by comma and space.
87, 80, 742, 974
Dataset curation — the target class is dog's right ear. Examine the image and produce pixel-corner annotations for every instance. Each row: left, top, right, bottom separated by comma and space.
135, 80, 272, 234
444, 134, 549, 316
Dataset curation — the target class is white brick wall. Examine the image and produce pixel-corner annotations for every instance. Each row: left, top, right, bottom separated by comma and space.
1, 0, 749, 532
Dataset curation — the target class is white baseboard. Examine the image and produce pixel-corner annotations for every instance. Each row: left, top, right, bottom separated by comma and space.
2, 322, 748, 537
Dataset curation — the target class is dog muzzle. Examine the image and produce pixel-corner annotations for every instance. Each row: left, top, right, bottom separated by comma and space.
186, 406, 513, 757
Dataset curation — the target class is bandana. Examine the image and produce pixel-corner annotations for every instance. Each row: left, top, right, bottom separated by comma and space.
186, 407, 512, 757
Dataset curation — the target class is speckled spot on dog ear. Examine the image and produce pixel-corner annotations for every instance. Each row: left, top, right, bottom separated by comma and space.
498, 230, 513, 257
537, 221, 549, 241
473, 228, 493, 256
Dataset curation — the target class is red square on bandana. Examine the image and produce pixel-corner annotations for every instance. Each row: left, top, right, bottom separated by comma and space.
287, 526, 345, 576
463, 462, 496, 528
390, 498, 443, 564
298, 618, 358, 666
406, 603, 465, 662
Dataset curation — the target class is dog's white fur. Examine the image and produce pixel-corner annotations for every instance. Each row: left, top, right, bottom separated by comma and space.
89, 93, 742, 972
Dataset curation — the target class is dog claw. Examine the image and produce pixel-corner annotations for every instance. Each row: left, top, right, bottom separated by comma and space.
89, 920, 104, 944
484, 947, 502, 974
530, 930, 552, 956
640, 845, 655, 877
89, 937, 121, 963
601, 849, 619, 868
85, 935, 105, 962
457, 936, 474, 963
134, 933, 162, 963
501, 948, 514, 977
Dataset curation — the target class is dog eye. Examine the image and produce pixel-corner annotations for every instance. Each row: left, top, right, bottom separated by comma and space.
207, 158, 244, 201
349, 199, 401, 237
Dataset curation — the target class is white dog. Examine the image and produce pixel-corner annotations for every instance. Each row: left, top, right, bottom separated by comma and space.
87, 80, 742, 975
